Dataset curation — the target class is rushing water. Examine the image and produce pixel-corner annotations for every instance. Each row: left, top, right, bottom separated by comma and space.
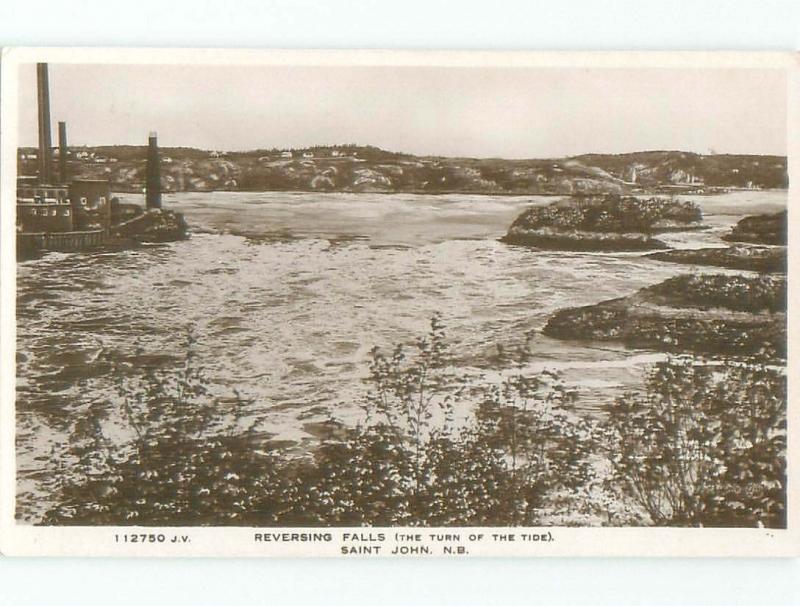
15, 190, 786, 521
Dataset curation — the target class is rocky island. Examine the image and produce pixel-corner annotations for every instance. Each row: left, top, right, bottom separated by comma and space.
645, 209, 787, 272
647, 245, 786, 273
501, 194, 703, 251
723, 209, 787, 245
111, 207, 189, 244
543, 274, 786, 358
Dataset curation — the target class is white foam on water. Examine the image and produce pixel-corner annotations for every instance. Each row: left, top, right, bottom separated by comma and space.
15, 190, 786, 522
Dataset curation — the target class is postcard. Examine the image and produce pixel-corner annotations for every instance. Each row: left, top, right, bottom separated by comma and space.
0, 48, 797, 556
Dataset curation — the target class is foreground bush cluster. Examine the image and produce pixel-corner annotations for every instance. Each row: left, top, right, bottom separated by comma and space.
44, 318, 786, 528
604, 358, 786, 527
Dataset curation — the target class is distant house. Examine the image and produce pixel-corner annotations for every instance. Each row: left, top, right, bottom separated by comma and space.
330, 150, 341, 157
209, 150, 227, 158
162, 156, 173, 163
281, 151, 293, 159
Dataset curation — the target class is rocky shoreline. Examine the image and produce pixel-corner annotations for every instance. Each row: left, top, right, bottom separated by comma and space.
501, 227, 669, 251
543, 274, 786, 358
723, 210, 787, 245
17, 208, 189, 262
500, 198, 788, 359
647, 245, 786, 273
112, 208, 189, 244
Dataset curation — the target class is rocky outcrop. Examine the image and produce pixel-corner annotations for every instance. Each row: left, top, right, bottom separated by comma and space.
543, 274, 786, 358
647, 245, 786, 274
502, 227, 669, 252
723, 210, 787, 245
501, 194, 703, 252
112, 209, 188, 243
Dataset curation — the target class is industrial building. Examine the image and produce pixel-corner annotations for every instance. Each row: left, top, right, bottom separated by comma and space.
16, 63, 186, 260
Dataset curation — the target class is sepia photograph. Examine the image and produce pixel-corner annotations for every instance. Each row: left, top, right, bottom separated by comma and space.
0, 49, 796, 557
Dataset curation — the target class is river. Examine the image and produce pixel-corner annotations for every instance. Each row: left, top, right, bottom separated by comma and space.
15, 190, 786, 522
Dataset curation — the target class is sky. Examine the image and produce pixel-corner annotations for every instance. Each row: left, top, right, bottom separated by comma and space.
16, 63, 788, 158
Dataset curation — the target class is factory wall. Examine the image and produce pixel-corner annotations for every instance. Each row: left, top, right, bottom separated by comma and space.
16, 185, 74, 232
69, 179, 111, 230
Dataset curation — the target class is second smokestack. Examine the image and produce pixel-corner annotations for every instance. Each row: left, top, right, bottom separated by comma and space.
58, 121, 68, 184
145, 131, 161, 209
36, 63, 53, 184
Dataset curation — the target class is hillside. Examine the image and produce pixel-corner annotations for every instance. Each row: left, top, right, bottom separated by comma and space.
17, 145, 788, 195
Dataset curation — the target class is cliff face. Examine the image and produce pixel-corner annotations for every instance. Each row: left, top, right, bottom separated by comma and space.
17, 146, 788, 195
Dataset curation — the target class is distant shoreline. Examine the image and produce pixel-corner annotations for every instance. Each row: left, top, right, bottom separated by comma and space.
127, 187, 789, 198
19, 146, 789, 198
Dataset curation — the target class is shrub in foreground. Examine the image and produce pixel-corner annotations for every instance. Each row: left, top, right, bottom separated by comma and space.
44, 319, 596, 526
43, 320, 786, 528
602, 356, 786, 528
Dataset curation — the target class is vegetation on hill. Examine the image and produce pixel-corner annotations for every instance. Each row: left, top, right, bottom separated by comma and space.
17, 146, 788, 194
573, 150, 788, 189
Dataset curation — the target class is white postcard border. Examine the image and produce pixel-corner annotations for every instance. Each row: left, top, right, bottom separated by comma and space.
1, 48, 798, 557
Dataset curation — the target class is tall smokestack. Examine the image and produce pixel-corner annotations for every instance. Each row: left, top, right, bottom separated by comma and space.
36, 63, 53, 184
145, 131, 161, 209
58, 121, 68, 184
